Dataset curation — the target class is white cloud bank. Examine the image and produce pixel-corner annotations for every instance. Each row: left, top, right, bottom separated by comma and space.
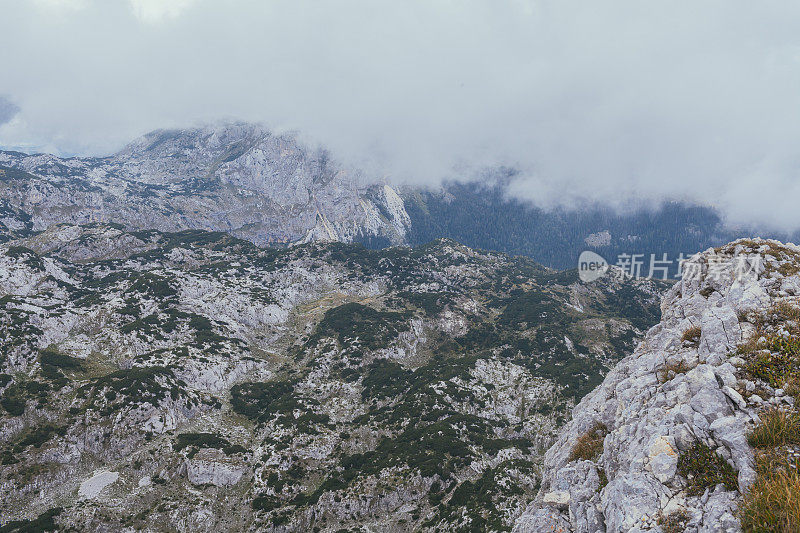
128, 0, 198, 24
1, 0, 800, 230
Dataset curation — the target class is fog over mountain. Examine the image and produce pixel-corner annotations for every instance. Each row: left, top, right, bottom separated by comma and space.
2, 0, 800, 231
0, 97, 19, 127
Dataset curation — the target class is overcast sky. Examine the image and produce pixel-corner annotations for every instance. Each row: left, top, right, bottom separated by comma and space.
2, 0, 800, 230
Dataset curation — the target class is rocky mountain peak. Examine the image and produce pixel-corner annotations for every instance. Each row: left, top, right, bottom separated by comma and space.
0, 123, 410, 246
112, 123, 346, 195
117, 122, 266, 159
514, 238, 800, 532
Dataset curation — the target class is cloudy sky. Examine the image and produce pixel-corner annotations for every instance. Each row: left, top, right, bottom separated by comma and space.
2, 0, 800, 230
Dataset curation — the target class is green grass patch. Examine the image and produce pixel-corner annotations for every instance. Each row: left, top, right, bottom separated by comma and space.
0, 507, 62, 532
677, 442, 738, 495
744, 335, 800, 389
174, 432, 247, 458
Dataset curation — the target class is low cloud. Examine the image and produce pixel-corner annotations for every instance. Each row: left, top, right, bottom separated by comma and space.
128, 0, 198, 24
1, 1, 800, 231
0, 97, 19, 126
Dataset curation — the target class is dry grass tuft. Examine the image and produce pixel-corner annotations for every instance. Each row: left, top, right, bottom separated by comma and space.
737, 337, 767, 358
773, 302, 800, 323
777, 262, 800, 277
739, 454, 800, 533
681, 326, 702, 347
658, 359, 691, 383
658, 510, 690, 533
747, 409, 800, 449
569, 422, 608, 462
787, 374, 800, 403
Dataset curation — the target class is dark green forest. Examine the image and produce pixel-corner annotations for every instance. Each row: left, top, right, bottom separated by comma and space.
401, 180, 799, 277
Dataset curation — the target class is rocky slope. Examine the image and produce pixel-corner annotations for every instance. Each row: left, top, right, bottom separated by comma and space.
0, 123, 410, 246
514, 238, 800, 532
0, 224, 665, 532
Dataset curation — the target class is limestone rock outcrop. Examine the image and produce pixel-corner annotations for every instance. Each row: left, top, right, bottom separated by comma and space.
515, 238, 800, 533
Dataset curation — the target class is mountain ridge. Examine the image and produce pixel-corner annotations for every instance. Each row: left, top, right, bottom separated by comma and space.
3, 122, 797, 276
0, 123, 410, 247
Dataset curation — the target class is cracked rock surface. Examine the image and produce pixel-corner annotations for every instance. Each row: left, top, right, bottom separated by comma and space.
514, 238, 800, 533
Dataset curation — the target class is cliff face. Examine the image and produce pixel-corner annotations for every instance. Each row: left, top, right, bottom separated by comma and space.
514, 239, 800, 532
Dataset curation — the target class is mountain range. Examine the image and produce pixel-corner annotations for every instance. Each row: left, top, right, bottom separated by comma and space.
1, 123, 797, 532
0, 224, 663, 531
2, 122, 795, 275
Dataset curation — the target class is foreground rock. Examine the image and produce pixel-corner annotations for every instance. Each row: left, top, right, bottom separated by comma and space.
515, 238, 800, 532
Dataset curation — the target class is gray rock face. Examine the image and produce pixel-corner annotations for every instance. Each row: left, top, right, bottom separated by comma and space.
698, 305, 741, 362
513, 508, 572, 533
185, 459, 245, 487
515, 238, 800, 533
603, 474, 666, 532
0, 123, 410, 246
